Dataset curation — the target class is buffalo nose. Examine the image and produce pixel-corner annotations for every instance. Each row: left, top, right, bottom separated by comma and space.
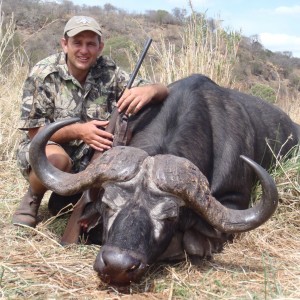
94, 246, 146, 285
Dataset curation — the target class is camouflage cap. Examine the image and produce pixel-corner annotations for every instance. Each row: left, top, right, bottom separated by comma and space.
64, 16, 102, 37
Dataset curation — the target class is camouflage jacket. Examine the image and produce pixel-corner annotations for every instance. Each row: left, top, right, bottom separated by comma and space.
18, 52, 146, 158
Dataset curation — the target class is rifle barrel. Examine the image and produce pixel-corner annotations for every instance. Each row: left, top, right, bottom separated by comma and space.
126, 38, 152, 89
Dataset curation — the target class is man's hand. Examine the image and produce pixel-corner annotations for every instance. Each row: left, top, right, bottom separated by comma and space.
117, 84, 169, 115
79, 120, 113, 152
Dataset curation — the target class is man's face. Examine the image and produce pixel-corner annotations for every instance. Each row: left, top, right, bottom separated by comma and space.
61, 31, 103, 76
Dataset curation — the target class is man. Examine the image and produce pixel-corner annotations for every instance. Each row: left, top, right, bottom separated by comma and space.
12, 16, 169, 227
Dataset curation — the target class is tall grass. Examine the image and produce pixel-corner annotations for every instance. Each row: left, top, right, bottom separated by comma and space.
127, 3, 240, 87
278, 93, 300, 123
153, 15, 240, 87
0, 7, 28, 161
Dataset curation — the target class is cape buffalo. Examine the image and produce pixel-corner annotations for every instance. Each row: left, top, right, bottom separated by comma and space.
29, 74, 299, 286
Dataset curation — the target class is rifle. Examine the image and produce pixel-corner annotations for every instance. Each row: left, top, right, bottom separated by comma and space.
61, 37, 153, 245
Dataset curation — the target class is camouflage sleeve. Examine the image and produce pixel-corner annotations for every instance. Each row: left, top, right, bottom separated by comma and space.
115, 68, 151, 98
18, 75, 54, 130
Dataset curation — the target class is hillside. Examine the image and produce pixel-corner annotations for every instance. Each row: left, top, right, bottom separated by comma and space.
2, 0, 300, 119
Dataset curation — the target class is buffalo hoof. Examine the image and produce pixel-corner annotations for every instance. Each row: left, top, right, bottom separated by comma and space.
94, 245, 148, 285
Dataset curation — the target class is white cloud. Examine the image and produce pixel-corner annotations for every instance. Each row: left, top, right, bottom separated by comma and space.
274, 5, 300, 15
259, 32, 300, 57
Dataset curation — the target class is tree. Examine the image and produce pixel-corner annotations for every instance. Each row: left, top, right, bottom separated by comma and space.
145, 9, 176, 25
60, 0, 74, 14
103, 3, 117, 13
172, 7, 187, 24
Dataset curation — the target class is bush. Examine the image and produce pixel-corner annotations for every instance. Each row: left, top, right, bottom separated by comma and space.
250, 83, 276, 103
250, 61, 264, 76
103, 35, 132, 70
288, 72, 300, 88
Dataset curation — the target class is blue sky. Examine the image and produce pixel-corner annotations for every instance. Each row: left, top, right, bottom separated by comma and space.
71, 0, 300, 57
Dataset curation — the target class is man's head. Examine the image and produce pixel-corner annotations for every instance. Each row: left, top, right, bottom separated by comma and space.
63, 16, 102, 38
61, 16, 104, 81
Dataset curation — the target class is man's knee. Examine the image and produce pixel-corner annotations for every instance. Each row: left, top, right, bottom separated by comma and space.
46, 145, 72, 172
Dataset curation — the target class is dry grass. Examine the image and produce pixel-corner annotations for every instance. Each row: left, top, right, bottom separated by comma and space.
127, 4, 240, 88
1, 8, 300, 300
1, 156, 299, 299
278, 94, 300, 124
0, 62, 28, 160
152, 14, 240, 88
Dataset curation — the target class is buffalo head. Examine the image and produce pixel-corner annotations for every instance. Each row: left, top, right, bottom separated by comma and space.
29, 118, 278, 285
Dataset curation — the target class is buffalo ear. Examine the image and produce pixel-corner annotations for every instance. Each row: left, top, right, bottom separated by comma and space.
79, 201, 103, 233
84, 215, 103, 245
80, 213, 102, 233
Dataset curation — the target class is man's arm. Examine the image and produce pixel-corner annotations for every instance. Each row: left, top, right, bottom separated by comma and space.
28, 120, 114, 152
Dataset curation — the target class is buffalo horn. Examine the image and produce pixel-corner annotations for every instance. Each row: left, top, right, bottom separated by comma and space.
29, 118, 148, 195
152, 154, 278, 233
